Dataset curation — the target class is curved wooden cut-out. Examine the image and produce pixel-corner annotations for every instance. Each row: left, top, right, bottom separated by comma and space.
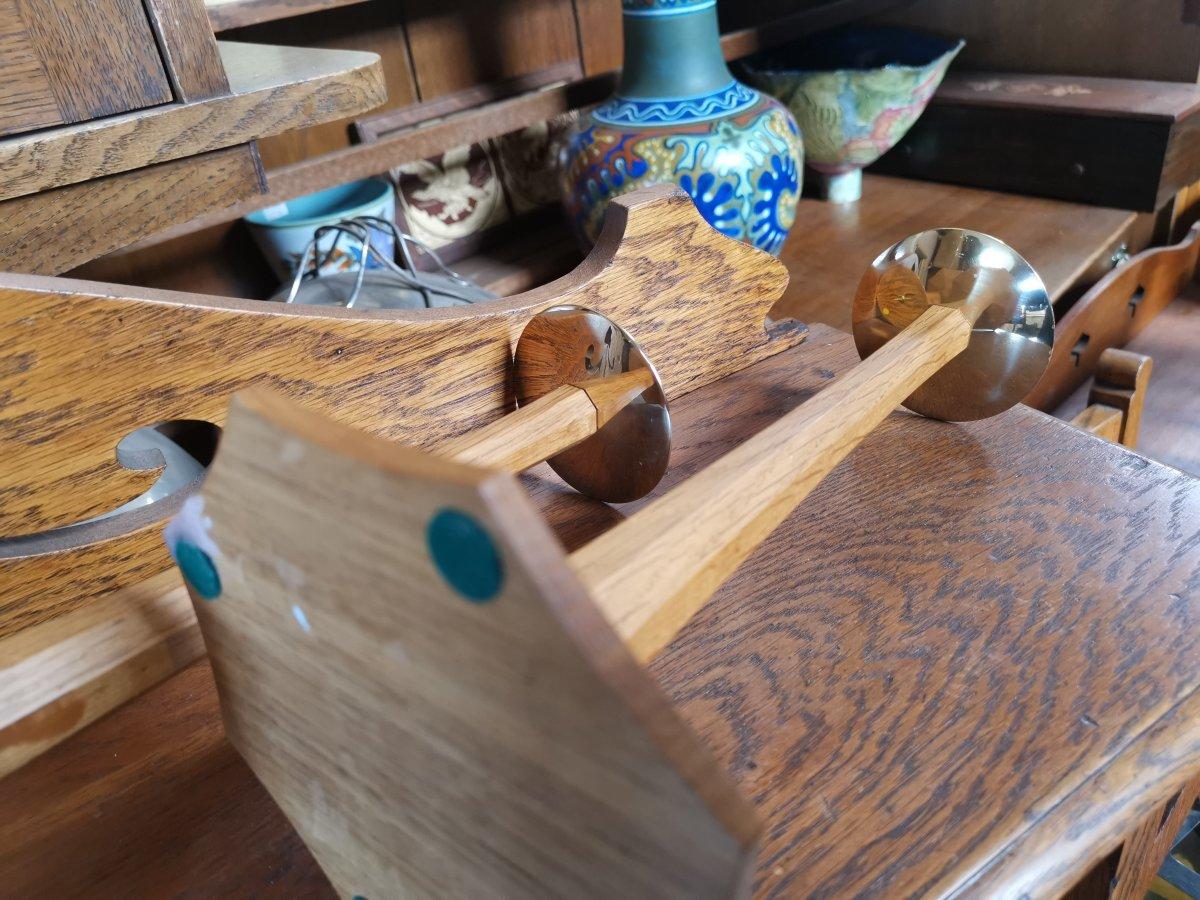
0, 185, 799, 636
1026, 222, 1200, 411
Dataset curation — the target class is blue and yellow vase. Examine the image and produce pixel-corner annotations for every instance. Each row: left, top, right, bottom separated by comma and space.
560, 0, 804, 255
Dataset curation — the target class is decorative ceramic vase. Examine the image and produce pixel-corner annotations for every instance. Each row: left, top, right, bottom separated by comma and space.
560, 0, 804, 255
740, 27, 963, 203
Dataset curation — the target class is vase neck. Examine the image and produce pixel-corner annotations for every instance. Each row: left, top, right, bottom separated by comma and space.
617, 1, 734, 100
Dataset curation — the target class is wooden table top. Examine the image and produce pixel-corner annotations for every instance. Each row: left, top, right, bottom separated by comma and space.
774, 174, 1138, 332
3, 326, 1199, 897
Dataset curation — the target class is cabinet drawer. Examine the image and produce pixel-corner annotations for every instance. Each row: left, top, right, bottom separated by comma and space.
0, 0, 173, 138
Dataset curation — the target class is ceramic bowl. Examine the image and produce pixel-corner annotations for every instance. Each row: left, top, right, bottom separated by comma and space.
740, 27, 963, 202
245, 178, 397, 282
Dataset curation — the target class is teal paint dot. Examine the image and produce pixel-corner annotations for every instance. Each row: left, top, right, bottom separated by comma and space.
175, 540, 221, 600
426, 509, 503, 602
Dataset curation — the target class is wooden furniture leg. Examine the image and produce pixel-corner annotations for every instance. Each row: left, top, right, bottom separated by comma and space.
1071, 348, 1153, 448
1111, 773, 1200, 899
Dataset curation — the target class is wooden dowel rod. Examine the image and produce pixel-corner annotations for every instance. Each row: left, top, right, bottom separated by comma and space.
439, 369, 654, 471
571, 306, 972, 664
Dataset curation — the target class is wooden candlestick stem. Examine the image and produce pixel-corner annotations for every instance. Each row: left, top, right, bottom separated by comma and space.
440, 369, 653, 471
571, 305, 972, 663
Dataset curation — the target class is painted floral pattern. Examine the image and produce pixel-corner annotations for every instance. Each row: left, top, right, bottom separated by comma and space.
743, 39, 962, 175
562, 97, 803, 254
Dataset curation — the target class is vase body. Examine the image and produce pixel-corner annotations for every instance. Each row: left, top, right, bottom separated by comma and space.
561, 0, 804, 255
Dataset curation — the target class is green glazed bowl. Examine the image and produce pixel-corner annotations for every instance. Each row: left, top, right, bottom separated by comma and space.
740, 27, 963, 201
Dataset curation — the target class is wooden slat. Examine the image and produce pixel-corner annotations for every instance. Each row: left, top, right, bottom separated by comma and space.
354, 60, 583, 137
146, 0, 232, 101
404, 0, 580, 101
0, 41, 385, 202
0, 573, 199, 778
0, 145, 266, 275
1072, 403, 1124, 442
1051, 287, 1200, 477
1111, 773, 1200, 899
206, 0, 372, 31
125, 72, 616, 251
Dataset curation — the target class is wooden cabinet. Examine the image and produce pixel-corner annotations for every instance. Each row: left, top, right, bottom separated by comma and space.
0, 0, 172, 137
0, 0, 387, 274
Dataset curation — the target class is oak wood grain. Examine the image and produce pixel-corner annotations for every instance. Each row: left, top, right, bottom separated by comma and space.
192, 388, 759, 897
0, 0, 172, 138
0, 0, 61, 136
0, 370, 649, 776
0, 572, 196, 778
0, 145, 266, 275
0, 41, 385, 202
4, 326, 1198, 897
1111, 773, 1200, 899
0, 186, 799, 638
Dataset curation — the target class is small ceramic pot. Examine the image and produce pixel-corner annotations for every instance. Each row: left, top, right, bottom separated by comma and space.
245, 179, 397, 282
560, 0, 804, 256
740, 27, 963, 202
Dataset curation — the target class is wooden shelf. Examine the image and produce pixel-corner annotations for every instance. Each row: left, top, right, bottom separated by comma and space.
121, 0, 913, 256
0, 42, 385, 203
206, 0, 373, 31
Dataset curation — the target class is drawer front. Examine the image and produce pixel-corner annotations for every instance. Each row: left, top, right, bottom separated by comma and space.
0, 0, 173, 138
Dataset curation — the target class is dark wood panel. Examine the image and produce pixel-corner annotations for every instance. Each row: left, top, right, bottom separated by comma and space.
573, 0, 622, 75
207, 0, 373, 31
873, 73, 1200, 213
875, 0, 1200, 83
403, 0, 580, 100
4, 327, 1199, 897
